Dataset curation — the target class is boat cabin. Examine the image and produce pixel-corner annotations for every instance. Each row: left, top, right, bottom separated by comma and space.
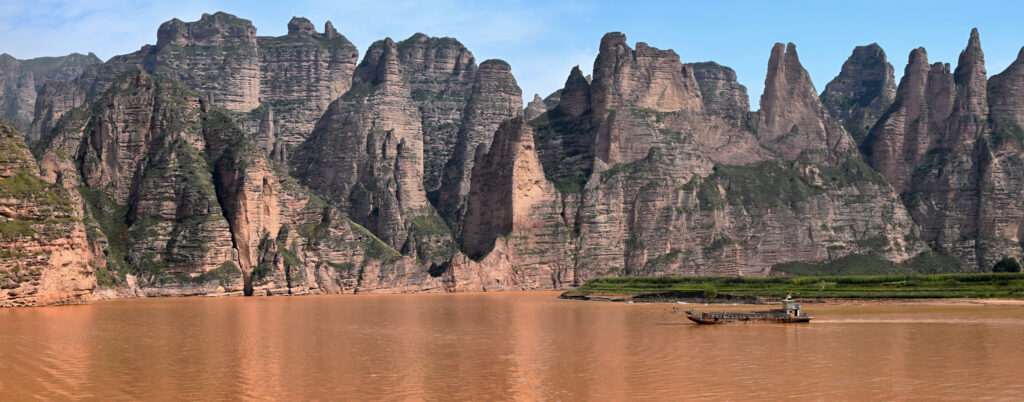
783, 299, 804, 317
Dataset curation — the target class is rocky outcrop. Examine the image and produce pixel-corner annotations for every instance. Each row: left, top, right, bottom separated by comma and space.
0, 52, 101, 137
758, 43, 853, 161
18, 53, 102, 89
558, 66, 591, 118
11, 23, 1024, 307
75, 13, 360, 151
864, 48, 952, 194
453, 117, 577, 289
526, 33, 918, 279
27, 68, 446, 299
27, 81, 85, 142
256, 18, 360, 148
590, 33, 703, 165
988, 46, 1024, 129
151, 12, 261, 112
524, 94, 546, 121
292, 38, 456, 264
689, 61, 750, 123
352, 34, 477, 196
864, 28, 1023, 269
0, 119, 96, 307
820, 44, 897, 144
437, 59, 522, 230
0, 54, 37, 134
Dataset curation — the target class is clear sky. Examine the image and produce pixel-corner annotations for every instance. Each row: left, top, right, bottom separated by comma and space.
2, 0, 1023, 109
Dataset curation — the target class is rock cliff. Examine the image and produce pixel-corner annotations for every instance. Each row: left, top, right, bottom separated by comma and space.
27, 81, 85, 143
820, 44, 897, 144
0, 119, 96, 307
865, 28, 1024, 269
0, 54, 37, 134
256, 18, 360, 148
74, 13, 360, 153
437, 59, 522, 231
7, 18, 1024, 307
758, 43, 853, 161
688, 61, 750, 124
291, 38, 456, 265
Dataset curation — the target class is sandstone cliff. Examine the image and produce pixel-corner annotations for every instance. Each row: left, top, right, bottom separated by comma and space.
0, 119, 96, 307
437, 59, 522, 231
291, 38, 456, 265
0, 54, 37, 134
452, 117, 577, 289
74, 13, 360, 154
255, 18, 360, 148
28, 69, 442, 299
820, 44, 897, 145
527, 33, 918, 278
864, 28, 1024, 270
8, 18, 1024, 307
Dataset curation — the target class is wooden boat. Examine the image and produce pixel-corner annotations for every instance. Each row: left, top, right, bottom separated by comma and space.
678, 296, 812, 324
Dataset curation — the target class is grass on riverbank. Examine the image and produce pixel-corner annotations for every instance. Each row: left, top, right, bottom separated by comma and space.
561, 273, 1024, 300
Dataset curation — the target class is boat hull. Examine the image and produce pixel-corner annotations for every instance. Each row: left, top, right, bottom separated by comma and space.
684, 314, 812, 324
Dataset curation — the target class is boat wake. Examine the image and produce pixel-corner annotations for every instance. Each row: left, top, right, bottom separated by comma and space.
812, 318, 1024, 324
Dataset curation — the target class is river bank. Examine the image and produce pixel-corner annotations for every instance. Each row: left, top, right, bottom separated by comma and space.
560, 273, 1024, 304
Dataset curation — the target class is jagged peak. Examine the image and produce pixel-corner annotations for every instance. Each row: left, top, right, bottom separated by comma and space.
532, 93, 543, 102
763, 42, 816, 97
156, 11, 256, 49
908, 47, 929, 67
954, 27, 987, 115
558, 65, 591, 117
324, 21, 339, 38
287, 17, 317, 35
396, 33, 468, 52
599, 32, 628, 53
568, 65, 586, 81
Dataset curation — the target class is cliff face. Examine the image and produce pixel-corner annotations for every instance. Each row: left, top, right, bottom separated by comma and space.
524, 94, 547, 121
73, 13, 360, 155
688, 61, 750, 124
501, 34, 917, 280
0, 54, 37, 134
151, 12, 261, 112
18, 53, 102, 89
437, 59, 522, 231
256, 18, 360, 148
29, 69, 443, 298
453, 117, 577, 289
0, 52, 101, 137
9, 18, 1024, 307
590, 33, 704, 165
0, 119, 96, 307
27, 81, 85, 143
820, 44, 897, 145
864, 29, 1024, 269
758, 43, 854, 161
356, 34, 478, 197
291, 38, 455, 265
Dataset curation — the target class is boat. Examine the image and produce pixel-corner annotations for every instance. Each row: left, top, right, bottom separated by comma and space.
677, 295, 812, 324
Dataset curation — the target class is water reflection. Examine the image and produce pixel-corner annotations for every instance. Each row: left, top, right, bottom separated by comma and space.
1, 293, 1023, 400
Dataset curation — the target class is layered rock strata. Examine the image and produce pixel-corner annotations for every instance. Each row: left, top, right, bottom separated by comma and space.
0, 119, 96, 307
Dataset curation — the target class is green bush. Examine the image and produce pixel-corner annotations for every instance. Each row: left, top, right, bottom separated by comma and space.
993, 257, 1022, 273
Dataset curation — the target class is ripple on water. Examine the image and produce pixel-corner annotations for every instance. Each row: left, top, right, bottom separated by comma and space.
1, 293, 1023, 400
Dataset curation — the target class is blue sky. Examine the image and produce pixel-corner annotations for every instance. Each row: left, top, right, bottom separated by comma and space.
2, 0, 1023, 108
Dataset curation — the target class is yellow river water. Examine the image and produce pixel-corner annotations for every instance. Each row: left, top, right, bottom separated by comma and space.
1, 291, 1023, 400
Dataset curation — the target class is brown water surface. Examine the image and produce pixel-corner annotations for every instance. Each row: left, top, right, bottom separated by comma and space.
1, 292, 1023, 400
